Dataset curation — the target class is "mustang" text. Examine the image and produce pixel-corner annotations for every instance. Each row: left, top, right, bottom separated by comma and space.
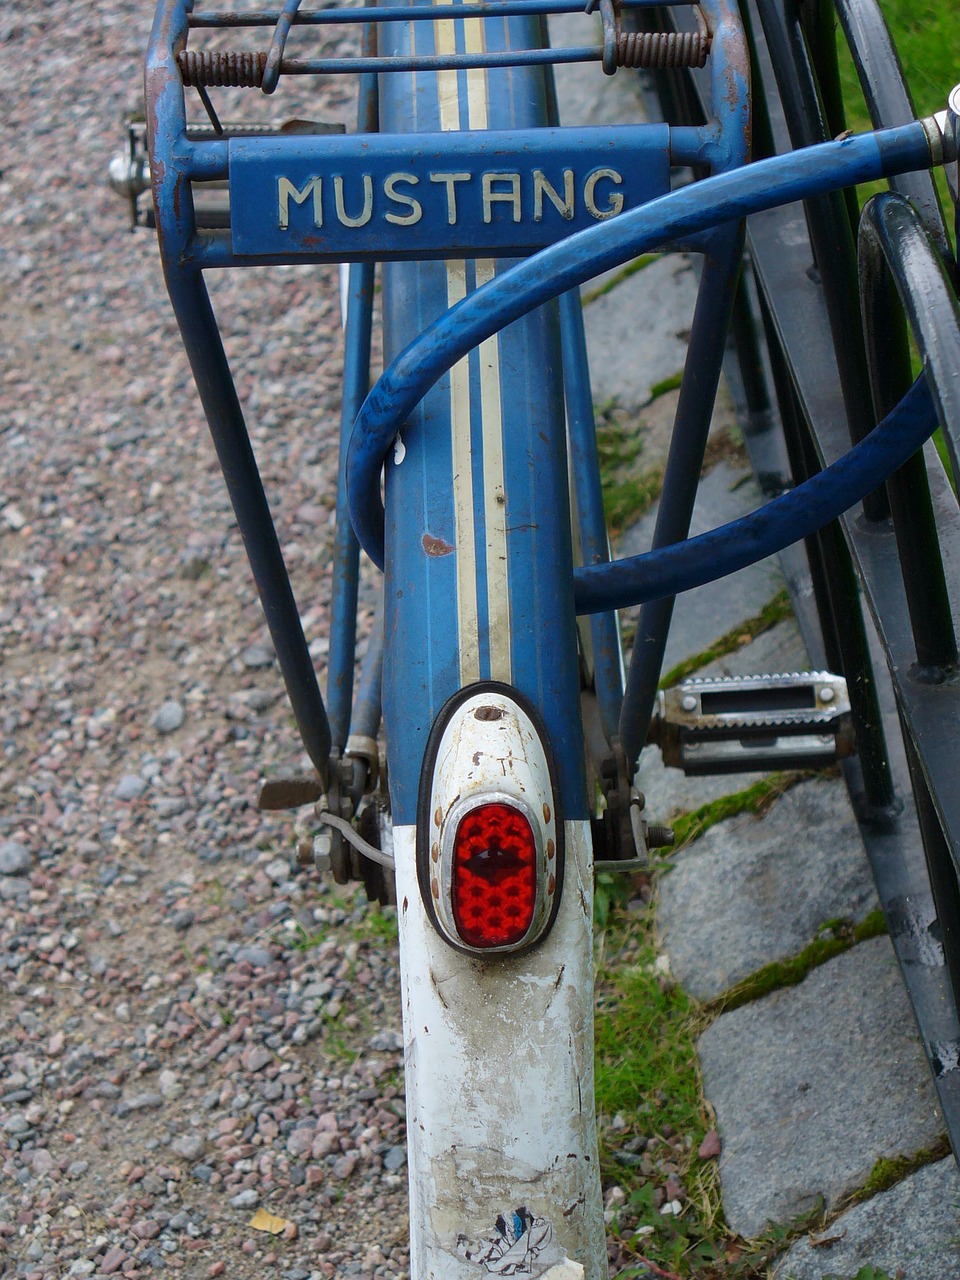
277, 167, 626, 230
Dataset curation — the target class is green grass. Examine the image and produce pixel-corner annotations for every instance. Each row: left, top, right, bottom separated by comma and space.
592, 904, 866, 1277
852, 1139, 953, 1202
594, 906, 729, 1275
837, 1, 958, 129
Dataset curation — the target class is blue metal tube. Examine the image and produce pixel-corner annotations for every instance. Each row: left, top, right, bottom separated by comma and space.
618, 225, 744, 768
574, 376, 938, 613
346, 121, 935, 568
327, 57, 378, 753
147, 0, 333, 781
351, 616, 384, 743
327, 264, 375, 751
189, 0, 698, 24
560, 290, 623, 745
281, 46, 613, 73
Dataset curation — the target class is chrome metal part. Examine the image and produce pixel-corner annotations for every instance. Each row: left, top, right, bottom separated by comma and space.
651, 671, 855, 775
345, 733, 380, 792
107, 124, 152, 228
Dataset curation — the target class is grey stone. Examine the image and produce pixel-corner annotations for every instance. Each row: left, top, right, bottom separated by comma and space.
383, 1145, 407, 1172
0, 840, 31, 876
114, 774, 147, 802
115, 1092, 164, 1118
235, 945, 273, 969
242, 644, 274, 670
229, 1188, 260, 1208
264, 858, 291, 885
152, 699, 184, 734
774, 1158, 960, 1280
549, 11, 644, 130
155, 796, 188, 818
699, 938, 945, 1238
0, 876, 30, 900
659, 780, 878, 1000
368, 1030, 403, 1053
171, 1132, 205, 1161
621, 464, 785, 674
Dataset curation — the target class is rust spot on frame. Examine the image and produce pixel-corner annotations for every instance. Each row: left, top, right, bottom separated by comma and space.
474, 705, 504, 722
422, 533, 454, 557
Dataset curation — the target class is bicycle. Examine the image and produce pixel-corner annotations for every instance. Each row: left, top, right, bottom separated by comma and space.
123, 0, 960, 1274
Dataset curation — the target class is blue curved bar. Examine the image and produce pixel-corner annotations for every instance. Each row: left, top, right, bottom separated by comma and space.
346, 121, 933, 571
574, 376, 936, 613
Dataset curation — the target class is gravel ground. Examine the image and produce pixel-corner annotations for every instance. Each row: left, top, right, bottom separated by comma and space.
0, 6, 412, 1277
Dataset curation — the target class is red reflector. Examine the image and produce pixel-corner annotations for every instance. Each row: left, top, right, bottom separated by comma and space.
451, 802, 538, 948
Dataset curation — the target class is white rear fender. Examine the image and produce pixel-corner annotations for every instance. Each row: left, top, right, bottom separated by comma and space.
395, 685, 607, 1280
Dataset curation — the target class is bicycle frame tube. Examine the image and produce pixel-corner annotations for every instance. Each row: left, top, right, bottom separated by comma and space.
377, 7, 606, 1272
346, 120, 944, 570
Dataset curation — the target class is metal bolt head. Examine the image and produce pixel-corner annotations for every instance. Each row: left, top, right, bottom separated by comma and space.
312, 832, 333, 873
681, 694, 698, 713
819, 686, 835, 704
295, 837, 314, 867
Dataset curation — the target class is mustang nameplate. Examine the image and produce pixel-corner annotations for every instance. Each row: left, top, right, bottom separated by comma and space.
229, 126, 670, 259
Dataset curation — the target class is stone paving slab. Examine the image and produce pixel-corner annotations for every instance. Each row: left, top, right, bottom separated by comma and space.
584, 254, 699, 409
621, 461, 786, 672
658, 779, 879, 1001
774, 1157, 960, 1280
699, 936, 945, 1239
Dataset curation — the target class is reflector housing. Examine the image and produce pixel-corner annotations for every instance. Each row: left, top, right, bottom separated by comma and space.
452, 802, 538, 947
417, 683, 564, 956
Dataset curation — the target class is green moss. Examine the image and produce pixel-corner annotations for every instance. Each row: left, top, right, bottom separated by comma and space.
657, 588, 793, 688
649, 370, 684, 401
594, 399, 664, 532
670, 771, 809, 850
851, 1136, 951, 1204
704, 909, 888, 1017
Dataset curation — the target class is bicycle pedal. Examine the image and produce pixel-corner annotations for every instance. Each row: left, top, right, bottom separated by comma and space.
650, 672, 854, 775
258, 774, 324, 811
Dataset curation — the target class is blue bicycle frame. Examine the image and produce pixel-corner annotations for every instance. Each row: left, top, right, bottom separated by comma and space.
144, 0, 955, 1271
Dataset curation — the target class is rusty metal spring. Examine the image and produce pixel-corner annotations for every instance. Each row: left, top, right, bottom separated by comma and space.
616, 29, 710, 70
178, 49, 267, 88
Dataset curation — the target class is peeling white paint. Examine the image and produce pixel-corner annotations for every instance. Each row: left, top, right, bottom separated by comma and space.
395, 819, 606, 1279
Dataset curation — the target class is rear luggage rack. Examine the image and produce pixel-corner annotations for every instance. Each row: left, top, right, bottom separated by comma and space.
176, 0, 711, 84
